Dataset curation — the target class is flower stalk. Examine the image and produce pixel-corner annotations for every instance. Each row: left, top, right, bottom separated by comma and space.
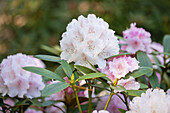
104, 90, 114, 110
88, 80, 92, 113
73, 86, 82, 113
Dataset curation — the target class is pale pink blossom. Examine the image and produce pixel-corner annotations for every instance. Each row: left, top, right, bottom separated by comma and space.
45, 102, 66, 113
25, 109, 43, 113
45, 81, 65, 101
60, 14, 119, 69
148, 42, 164, 69
96, 94, 128, 113
99, 56, 139, 82
30, 56, 46, 68
0, 53, 45, 98
126, 89, 170, 113
117, 77, 140, 90
108, 57, 130, 79
92, 110, 110, 113
122, 23, 152, 54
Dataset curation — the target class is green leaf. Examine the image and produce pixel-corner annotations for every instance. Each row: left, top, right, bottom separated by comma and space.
42, 100, 58, 107
125, 67, 153, 78
34, 55, 61, 63
75, 65, 95, 74
87, 61, 99, 73
101, 76, 112, 82
140, 83, 148, 89
110, 85, 127, 93
115, 35, 126, 41
148, 72, 160, 89
23, 67, 64, 82
28, 99, 42, 106
152, 51, 170, 56
105, 53, 131, 60
118, 108, 127, 113
137, 51, 153, 77
92, 84, 110, 91
61, 60, 73, 78
163, 35, 170, 53
55, 65, 67, 78
76, 73, 106, 81
42, 82, 69, 96
41, 45, 61, 55
127, 90, 145, 97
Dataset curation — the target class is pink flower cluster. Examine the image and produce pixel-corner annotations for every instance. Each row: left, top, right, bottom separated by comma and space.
121, 23, 152, 54
0, 53, 45, 98
98, 56, 140, 90
99, 56, 139, 81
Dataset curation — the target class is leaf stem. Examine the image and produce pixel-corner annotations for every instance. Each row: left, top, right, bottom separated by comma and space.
104, 90, 114, 110
72, 86, 82, 113
123, 93, 130, 110
88, 80, 92, 113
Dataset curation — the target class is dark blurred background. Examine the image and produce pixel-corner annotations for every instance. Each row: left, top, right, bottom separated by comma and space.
0, 0, 170, 62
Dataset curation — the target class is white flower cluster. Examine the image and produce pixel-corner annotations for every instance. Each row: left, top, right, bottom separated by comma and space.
127, 89, 170, 113
0, 53, 45, 98
60, 14, 119, 68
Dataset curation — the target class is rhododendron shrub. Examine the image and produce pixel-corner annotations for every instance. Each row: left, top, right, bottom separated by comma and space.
0, 14, 170, 113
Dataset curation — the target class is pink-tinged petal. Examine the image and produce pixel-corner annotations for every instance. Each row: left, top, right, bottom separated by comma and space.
0, 53, 45, 98
122, 23, 152, 54
117, 77, 140, 90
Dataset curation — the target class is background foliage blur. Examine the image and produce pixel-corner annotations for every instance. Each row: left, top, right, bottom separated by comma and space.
0, 0, 170, 63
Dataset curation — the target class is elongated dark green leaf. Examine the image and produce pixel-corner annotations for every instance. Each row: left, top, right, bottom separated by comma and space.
105, 53, 131, 60
87, 61, 99, 73
127, 90, 145, 97
92, 85, 110, 91
110, 85, 127, 93
76, 73, 106, 81
126, 67, 153, 78
61, 60, 72, 78
42, 100, 58, 107
148, 72, 160, 89
118, 108, 126, 113
137, 51, 153, 77
23, 67, 64, 82
102, 76, 112, 82
28, 99, 42, 106
140, 83, 148, 89
41, 45, 61, 55
42, 82, 69, 96
152, 51, 170, 56
34, 55, 61, 63
75, 65, 95, 74
163, 35, 170, 53
55, 65, 67, 78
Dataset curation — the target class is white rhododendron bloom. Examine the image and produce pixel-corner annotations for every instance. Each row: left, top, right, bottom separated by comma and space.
121, 23, 152, 54
92, 110, 110, 113
0, 53, 45, 98
126, 89, 170, 113
60, 14, 119, 68
117, 77, 140, 90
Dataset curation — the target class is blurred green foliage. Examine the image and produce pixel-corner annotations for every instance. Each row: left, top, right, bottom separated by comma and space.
0, 0, 170, 62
